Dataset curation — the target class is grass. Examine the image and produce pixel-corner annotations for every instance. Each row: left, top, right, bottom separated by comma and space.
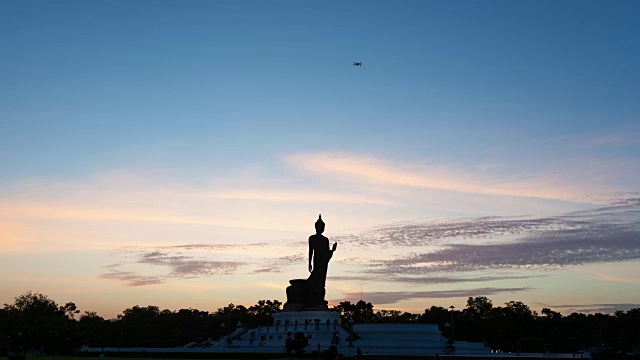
25, 357, 304, 360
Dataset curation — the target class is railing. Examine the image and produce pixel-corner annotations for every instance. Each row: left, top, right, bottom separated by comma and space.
252, 320, 342, 333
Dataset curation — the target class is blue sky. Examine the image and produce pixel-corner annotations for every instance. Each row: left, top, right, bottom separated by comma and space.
1, 0, 640, 318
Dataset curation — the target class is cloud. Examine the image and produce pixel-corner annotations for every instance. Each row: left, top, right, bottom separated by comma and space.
577, 304, 640, 314
596, 275, 640, 284
252, 254, 306, 274
587, 133, 640, 147
612, 197, 640, 206
0, 221, 23, 249
373, 230, 640, 275
123, 243, 270, 252
538, 302, 640, 315
100, 246, 246, 286
285, 152, 593, 202
210, 190, 393, 205
138, 251, 243, 277
96, 200, 640, 291
329, 274, 539, 285
334, 216, 561, 248
99, 264, 166, 287
388, 275, 538, 284
335, 202, 640, 275
335, 287, 531, 305
2, 201, 259, 228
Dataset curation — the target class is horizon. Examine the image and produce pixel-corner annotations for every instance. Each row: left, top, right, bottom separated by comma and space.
2, 0, 639, 320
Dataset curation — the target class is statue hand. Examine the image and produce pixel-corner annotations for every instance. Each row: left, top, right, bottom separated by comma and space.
332, 242, 337, 251
309, 264, 312, 273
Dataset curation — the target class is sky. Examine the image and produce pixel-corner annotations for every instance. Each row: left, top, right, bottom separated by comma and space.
1, 0, 640, 320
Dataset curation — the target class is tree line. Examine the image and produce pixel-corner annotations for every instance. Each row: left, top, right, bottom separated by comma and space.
1, 291, 638, 355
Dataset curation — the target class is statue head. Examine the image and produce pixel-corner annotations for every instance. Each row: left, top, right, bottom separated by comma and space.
315, 214, 325, 234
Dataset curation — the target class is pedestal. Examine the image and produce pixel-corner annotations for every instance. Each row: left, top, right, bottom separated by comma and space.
272, 310, 340, 328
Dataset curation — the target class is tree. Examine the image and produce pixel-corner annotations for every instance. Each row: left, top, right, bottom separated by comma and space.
333, 300, 375, 323
504, 301, 535, 320
2, 291, 76, 354
5, 291, 640, 355
6, 291, 64, 320
465, 296, 493, 319
375, 310, 418, 323
248, 300, 282, 326
214, 303, 249, 333
541, 308, 562, 320
118, 305, 163, 347
78, 311, 105, 348
418, 306, 449, 325
61, 302, 80, 320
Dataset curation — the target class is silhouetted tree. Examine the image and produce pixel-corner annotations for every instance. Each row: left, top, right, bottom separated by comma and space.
247, 300, 282, 326
418, 305, 450, 325
375, 310, 418, 323
2, 291, 78, 354
541, 307, 562, 320
465, 296, 493, 319
332, 300, 375, 323
78, 311, 105, 348
4, 291, 640, 356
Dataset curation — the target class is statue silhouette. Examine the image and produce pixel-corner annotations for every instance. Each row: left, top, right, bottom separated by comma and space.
283, 214, 337, 311
307, 215, 337, 305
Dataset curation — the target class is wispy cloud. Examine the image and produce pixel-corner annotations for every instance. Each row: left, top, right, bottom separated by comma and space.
209, 190, 393, 205
138, 250, 243, 277
100, 246, 246, 286
587, 133, 640, 147
0, 168, 393, 235
122, 243, 270, 252
0, 221, 23, 249
99, 264, 166, 287
596, 274, 640, 284
334, 216, 561, 248
63, 183, 640, 294
376, 233, 640, 274
252, 254, 306, 274
329, 273, 539, 285
285, 152, 594, 202
2, 202, 260, 228
538, 302, 640, 314
336, 287, 531, 305
333, 202, 640, 276
329, 274, 539, 285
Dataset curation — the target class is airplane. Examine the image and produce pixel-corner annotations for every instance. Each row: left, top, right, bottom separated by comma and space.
353, 62, 362, 67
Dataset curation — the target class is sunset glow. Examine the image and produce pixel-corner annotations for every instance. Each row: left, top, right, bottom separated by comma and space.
2, 0, 639, 319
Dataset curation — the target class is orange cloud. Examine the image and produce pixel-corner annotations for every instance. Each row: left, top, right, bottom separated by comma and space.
2, 202, 234, 225
0, 222, 23, 250
209, 189, 393, 205
596, 274, 640, 284
285, 152, 597, 202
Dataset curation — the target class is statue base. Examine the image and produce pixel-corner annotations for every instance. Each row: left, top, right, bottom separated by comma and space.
283, 279, 328, 311
272, 310, 340, 330
283, 303, 329, 312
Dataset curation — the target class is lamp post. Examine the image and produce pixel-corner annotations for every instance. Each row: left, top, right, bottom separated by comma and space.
348, 318, 355, 348
444, 322, 451, 340
449, 305, 455, 340
220, 323, 225, 339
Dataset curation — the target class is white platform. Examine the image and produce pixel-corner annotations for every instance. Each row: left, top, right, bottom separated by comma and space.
349, 323, 491, 356
81, 310, 493, 356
